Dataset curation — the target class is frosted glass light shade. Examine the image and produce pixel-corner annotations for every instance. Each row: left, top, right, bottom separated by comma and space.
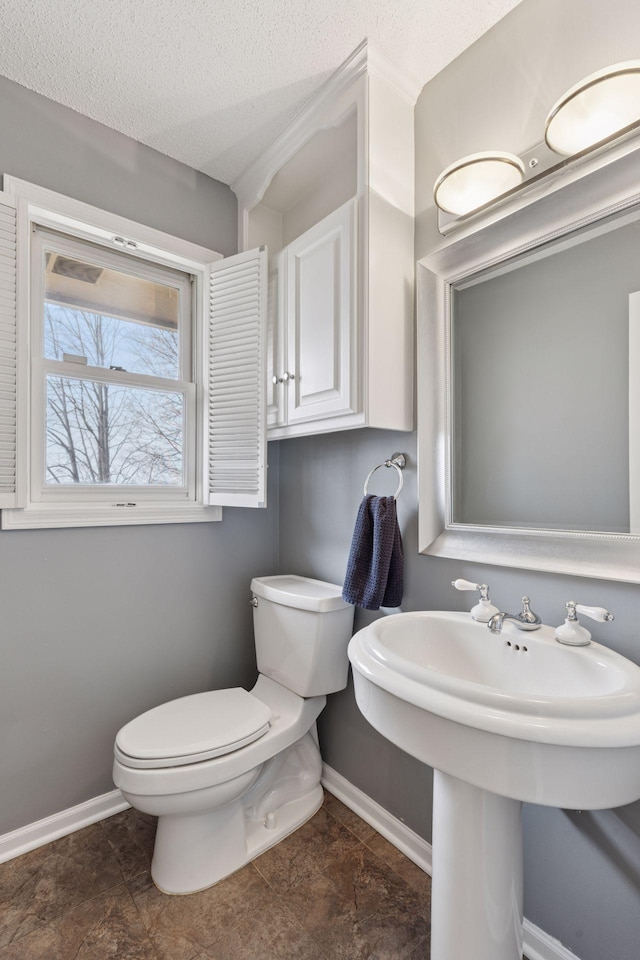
433, 152, 525, 216
545, 61, 640, 156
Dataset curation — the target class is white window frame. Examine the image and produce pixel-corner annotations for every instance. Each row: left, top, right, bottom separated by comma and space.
1, 177, 225, 528
32, 228, 196, 504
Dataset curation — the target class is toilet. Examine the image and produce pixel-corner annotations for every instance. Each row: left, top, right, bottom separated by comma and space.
112, 575, 354, 895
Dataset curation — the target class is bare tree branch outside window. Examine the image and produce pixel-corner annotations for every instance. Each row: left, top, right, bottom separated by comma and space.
44, 305, 184, 486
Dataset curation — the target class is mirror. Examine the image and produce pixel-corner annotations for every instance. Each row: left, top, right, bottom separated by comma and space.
452, 208, 640, 534
418, 135, 640, 582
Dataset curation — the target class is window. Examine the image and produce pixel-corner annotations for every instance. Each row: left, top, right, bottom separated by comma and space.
0, 177, 267, 528
34, 229, 194, 500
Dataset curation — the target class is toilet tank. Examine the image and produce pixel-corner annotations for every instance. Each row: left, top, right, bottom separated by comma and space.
250, 575, 355, 697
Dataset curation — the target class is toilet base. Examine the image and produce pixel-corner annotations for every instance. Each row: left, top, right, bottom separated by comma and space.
155, 783, 325, 895
149, 730, 324, 894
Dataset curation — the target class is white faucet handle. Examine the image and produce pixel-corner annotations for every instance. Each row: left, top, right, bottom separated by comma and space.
451, 579, 499, 623
575, 603, 614, 623
452, 578, 482, 592
556, 601, 614, 646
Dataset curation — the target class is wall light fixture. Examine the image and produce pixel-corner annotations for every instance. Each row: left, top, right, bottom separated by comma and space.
434, 61, 640, 231
433, 151, 525, 216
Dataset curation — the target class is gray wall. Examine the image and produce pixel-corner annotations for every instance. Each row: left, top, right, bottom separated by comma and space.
0, 76, 279, 835
0, 77, 237, 255
279, 2, 640, 958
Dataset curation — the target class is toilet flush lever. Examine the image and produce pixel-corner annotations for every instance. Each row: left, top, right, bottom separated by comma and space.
250, 596, 258, 607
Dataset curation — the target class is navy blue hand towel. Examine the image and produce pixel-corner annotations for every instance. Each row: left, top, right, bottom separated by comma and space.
342, 495, 404, 610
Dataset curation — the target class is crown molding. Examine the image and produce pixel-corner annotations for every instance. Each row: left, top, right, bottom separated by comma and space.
367, 43, 423, 105
232, 40, 367, 208
232, 39, 421, 210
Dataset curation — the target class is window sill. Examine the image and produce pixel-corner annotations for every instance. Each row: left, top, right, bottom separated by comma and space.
1, 502, 223, 530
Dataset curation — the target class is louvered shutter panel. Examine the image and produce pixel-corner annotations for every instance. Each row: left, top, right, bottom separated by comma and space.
0, 192, 22, 508
206, 247, 267, 508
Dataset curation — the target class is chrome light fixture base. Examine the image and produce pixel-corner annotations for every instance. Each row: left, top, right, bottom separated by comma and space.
436, 120, 640, 236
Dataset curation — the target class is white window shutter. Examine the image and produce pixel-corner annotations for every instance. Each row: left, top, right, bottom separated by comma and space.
206, 246, 267, 508
0, 191, 24, 509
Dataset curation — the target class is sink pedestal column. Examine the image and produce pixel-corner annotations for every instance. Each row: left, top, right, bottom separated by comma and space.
431, 771, 523, 960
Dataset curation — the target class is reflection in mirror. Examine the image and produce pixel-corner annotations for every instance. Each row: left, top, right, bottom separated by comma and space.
451, 207, 640, 534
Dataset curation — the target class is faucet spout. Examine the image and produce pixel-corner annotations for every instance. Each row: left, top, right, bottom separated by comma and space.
487, 596, 542, 634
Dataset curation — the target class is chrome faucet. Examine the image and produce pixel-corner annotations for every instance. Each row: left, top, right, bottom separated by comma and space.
487, 596, 542, 634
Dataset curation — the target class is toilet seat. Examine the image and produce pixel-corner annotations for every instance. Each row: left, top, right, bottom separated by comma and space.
115, 688, 272, 769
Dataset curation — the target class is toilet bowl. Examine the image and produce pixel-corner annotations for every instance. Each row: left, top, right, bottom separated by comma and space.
112, 575, 354, 895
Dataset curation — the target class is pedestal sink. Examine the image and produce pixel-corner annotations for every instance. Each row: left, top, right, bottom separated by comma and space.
348, 611, 640, 960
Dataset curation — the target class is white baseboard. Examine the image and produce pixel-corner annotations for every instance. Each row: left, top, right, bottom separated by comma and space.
0, 789, 129, 864
321, 764, 581, 960
522, 920, 583, 960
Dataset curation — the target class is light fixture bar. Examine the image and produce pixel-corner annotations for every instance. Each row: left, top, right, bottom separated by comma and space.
436, 141, 556, 233
435, 61, 640, 235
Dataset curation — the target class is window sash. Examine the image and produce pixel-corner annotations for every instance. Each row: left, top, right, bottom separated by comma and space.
33, 227, 193, 381
32, 359, 196, 502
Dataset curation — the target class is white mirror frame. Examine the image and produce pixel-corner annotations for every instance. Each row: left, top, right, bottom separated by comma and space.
418, 133, 640, 583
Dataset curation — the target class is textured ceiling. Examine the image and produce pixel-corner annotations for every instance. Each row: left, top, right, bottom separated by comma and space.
0, 0, 522, 187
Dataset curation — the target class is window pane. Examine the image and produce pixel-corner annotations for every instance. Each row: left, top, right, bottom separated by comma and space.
46, 376, 184, 486
43, 250, 181, 379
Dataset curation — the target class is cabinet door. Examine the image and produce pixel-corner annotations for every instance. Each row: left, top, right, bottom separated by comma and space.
285, 199, 357, 425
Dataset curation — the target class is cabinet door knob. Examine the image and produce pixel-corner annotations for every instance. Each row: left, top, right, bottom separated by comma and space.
282, 371, 296, 381
272, 375, 283, 385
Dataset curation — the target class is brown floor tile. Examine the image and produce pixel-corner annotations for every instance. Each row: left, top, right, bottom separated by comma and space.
100, 808, 157, 880
322, 791, 377, 841
1, 803, 435, 960
288, 843, 401, 925
197, 896, 327, 959
254, 808, 360, 893
0, 823, 126, 948
0, 883, 158, 960
285, 843, 430, 959
330, 909, 430, 960
308, 805, 369, 853
128, 863, 274, 960
364, 832, 432, 904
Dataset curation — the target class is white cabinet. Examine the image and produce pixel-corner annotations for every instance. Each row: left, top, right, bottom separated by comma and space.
234, 41, 419, 441
275, 199, 356, 428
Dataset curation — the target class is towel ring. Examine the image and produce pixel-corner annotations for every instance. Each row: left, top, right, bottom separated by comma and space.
363, 453, 406, 498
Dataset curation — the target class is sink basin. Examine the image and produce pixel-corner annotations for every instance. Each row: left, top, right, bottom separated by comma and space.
348, 610, 640, 960
348, 610, 640, 808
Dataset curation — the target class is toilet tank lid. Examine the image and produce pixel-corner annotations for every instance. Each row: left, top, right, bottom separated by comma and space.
251, 575, 351, 612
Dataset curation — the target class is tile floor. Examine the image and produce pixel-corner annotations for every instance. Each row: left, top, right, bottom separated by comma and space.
0, 791, 434, 959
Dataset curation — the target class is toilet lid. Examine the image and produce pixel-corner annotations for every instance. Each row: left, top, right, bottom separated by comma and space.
115, 688, 272, 769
